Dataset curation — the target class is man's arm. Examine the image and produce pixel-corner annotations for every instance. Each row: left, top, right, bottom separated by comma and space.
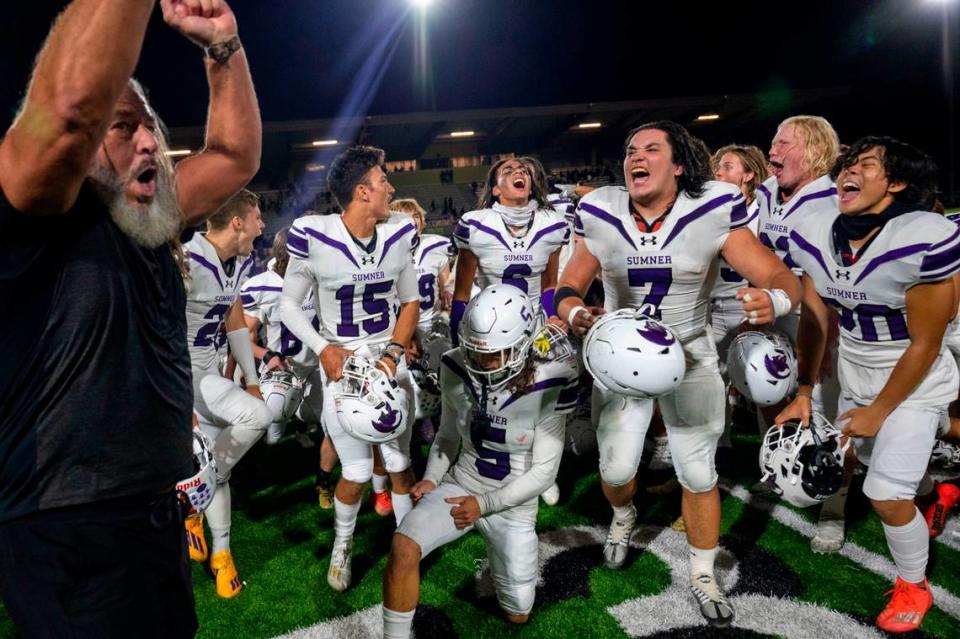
160, 0, 261, 226
0, 0, 154, 214
840, 279, 955, 438
450, 248, 479, 345
722, 228, 802, 325
775, 274, 830, 426
555, 239, 603, 336
224, 297, 261, 394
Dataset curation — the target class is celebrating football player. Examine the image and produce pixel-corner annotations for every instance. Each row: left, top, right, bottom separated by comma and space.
184, 189, 270, 598
776, 137, 960, 633
382, 285, 578, 638
451, 158, 569, 343
280, 145, 420, 592
556, 121, 802, 627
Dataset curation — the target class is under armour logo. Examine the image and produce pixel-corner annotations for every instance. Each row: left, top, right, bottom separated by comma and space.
225, 281, 233, 288
772, 206, 784, 217
490, 396, 498, 405
513, 240, 525, 249
639, 236, 657, 246
361, 256, 375, 266
835, 270, 851, 280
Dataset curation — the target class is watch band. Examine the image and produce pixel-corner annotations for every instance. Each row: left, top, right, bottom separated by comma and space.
204, 36, 242, 63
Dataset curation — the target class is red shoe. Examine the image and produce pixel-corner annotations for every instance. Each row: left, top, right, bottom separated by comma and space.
373, 490, 393, 517
923, 482, 960, 538
876, 578, 932, 633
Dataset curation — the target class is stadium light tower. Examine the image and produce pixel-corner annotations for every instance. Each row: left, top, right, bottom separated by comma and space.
411, 0, 434, 9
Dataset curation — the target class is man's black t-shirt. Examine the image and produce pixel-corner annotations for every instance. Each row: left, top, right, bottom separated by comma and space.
0, 182, 193, 522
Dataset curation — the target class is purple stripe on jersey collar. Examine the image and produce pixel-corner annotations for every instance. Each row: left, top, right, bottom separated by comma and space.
789, 230, 834, 283
237, 255, 254, 282
418, 240, 450, 265
499, 377, 569, 410
378, 223, 416, 267
465, 219, 511, 251
302, 226, 359, 269
287, 230, 309, 257
756, 183, 773, 212
526, 221, 569, 251
929, 226, 960, 251
189, 253, 224, 290
782, 187, 837, 220
855, 243, 931, 285
662, 193, 737, 249
577, 202, 637, 251
441, 354, 479, 402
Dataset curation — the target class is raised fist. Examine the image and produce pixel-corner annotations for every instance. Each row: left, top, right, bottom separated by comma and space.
160, 0, 238, 48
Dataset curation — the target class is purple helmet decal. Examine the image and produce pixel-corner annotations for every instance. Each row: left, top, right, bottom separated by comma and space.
764, 352, 792, 380
637, 321, 675, 347
372, 406, 400, 434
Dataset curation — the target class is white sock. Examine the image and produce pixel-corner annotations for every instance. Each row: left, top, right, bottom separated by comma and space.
612, 503, 636, 521
392, 492, 413, 526
334, 496, 362, 543
383, 606, 415, 639
917, 472, 935, 499
689, 544, 719, 578
883, 508, 929, 584
372, 472, 388, 494
207, 481, 232, 555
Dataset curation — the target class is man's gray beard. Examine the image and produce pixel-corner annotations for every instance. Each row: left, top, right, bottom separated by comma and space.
89, 164, 181, 248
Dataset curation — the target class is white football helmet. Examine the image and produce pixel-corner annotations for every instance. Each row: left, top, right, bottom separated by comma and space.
409, 360, 442, 420
260, 369, 303, 424
727, 330, 797, 407
759, 413, 849, 508
583, 308, 686, 398
335, 356, 409, 443
177, 430, 218, 515
460, 284, 536, 389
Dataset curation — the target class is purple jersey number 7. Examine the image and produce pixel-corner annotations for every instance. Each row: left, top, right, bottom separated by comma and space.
627, 267, 673, 319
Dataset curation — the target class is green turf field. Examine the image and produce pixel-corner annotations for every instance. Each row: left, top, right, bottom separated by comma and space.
2, 423, 960, 638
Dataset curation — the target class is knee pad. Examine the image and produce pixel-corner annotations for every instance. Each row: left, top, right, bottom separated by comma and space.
381, 447, 411, 475
496, 581, 535, 617
340, 458, 373, 484
246, 402, 272, 433
863, 471, 915, 502
599, 460, 638, 488
674, 460, 717, 494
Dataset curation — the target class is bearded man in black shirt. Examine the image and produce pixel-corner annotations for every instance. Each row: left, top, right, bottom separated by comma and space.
0, 0, 261, 636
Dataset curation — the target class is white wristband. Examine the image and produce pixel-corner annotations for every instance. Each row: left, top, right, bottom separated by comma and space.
763, 288, 793, 319
567, 304, 587, 327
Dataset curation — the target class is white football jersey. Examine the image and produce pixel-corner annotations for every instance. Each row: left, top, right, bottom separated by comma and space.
756, 175, 837, 276
550, 195, 578, 275
574, 182, 750, 343
286, 213, 419, 350
710, 199, 760, 301
789, 209, 960, 407
240, 269, 319, 372
184, 233, 255, 374
437, 349, 577, 495
453, 207, 568, 315
414, 233, 451, 328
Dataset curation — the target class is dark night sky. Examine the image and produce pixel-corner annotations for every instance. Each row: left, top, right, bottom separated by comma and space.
1, 0, 956, 178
